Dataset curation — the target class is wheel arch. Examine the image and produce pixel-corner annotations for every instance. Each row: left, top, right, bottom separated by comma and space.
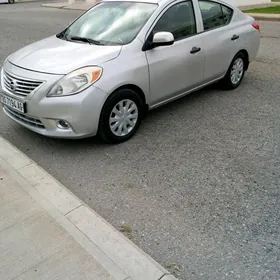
98, 84, 147, 143
105, 84, 149, 115
237, 49, 249, 70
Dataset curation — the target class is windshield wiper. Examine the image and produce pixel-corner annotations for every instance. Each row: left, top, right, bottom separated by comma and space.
69, 36, 102, 45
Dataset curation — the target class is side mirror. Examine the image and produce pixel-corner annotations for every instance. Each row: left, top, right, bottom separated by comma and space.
152, 32, 174, 47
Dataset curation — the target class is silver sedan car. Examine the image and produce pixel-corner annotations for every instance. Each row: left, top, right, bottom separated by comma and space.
0, 0, 260, 143
0, 0, 15, 4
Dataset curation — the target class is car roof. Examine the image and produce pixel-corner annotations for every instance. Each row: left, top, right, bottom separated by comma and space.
102, 0, 162, 4
102, 0, 236, 8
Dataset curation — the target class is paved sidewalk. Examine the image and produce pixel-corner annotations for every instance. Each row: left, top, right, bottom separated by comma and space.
16, 0, 36, 2
241, 2, 280, 21
0, 136, 175, 280
41, 1, 96, 10
41, 2, 93, 10
246, 12, 280, 21
240, 2, 280, 11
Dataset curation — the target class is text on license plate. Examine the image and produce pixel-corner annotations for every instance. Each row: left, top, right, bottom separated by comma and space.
0, 94, 25, 114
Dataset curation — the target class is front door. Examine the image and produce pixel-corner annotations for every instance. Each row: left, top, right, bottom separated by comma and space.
145, 0, 205, 106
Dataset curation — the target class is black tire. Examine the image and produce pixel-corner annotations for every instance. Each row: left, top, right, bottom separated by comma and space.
221, 52, 246, 90
98, 88, 144, 144
8, 0, 15, 3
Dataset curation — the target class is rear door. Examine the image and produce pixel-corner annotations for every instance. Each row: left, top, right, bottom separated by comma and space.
197, 0, 239, 82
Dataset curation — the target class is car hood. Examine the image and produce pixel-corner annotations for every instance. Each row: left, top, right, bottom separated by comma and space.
8, 36, 122, 75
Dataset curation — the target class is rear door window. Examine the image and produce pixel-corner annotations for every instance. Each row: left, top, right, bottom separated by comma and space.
222, 4, 233, 25
199, 1, 233, 31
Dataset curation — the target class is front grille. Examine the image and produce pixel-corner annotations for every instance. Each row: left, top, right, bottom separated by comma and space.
3, 70, 43, 97
3, 106, 45, 129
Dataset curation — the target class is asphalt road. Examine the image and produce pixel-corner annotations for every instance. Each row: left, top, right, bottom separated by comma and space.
1, 3, 280, 280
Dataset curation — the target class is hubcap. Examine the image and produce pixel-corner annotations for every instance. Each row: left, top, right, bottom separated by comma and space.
230, 58, 244, 85
109, 99, 138, 137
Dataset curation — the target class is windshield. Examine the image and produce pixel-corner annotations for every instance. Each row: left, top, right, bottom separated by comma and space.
59, 1, 157, 46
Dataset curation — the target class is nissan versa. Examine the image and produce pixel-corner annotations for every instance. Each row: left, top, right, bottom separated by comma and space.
0, 0, 260, 143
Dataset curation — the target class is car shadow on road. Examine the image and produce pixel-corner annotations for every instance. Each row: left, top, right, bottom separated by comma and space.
146, 83, 219, 119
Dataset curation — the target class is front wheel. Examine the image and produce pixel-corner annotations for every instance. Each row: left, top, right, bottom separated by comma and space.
98, 89, 144, 144
8, 0, 15, 3
221, 52, 246, 90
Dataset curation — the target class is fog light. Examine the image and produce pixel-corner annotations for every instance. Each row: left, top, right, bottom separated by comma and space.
57, 120, 70, 129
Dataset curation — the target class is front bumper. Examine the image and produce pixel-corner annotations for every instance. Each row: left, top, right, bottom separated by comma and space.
1, 62, 108, 139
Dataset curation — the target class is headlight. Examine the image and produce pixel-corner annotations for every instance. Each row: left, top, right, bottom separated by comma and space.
47, 66, 102, 97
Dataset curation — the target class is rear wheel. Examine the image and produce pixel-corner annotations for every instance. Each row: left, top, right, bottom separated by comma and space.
8, 0, 15, 4
221, 52, 246, 90
98, 89, 143, 144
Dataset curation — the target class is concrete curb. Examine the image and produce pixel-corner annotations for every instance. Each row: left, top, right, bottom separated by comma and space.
41, 2, 93, 10
0, 135, 175, 280
160, 275, 178, 280
16, 0, 36, 2
41, 2, 70, 9
240, 2, 280, 11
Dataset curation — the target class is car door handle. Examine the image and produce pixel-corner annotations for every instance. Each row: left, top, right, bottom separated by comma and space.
190, 47, 201, 54
231, 34, 239, 41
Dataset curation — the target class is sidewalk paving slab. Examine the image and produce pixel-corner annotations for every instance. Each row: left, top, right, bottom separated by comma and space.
0, 158, 120, 280
0, 136, 175, 280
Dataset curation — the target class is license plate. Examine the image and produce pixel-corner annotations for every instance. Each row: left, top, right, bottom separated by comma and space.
0, 93, 26, 114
